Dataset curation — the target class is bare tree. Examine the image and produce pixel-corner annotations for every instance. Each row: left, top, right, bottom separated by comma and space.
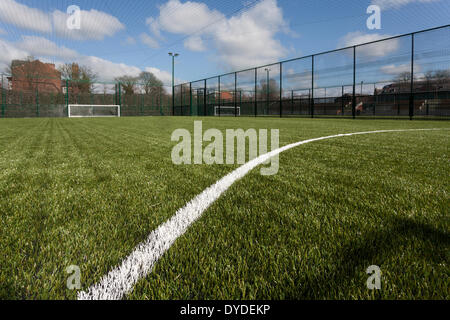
396, 71, 411, 82
434, 70, 450, 81
59, 63, 97, 94
102, 83, 109, 95
139, 71, 163, 95
258, 79, 280, 101
115, 75, 138, 95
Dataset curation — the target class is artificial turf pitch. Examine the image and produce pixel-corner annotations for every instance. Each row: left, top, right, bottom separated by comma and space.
0, 117, 448, 300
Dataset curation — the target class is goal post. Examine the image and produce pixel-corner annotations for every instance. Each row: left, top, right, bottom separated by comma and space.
214, 106, 240, 116
68, 104, 121, 118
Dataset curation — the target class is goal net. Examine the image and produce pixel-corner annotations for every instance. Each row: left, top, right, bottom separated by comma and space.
214, 106, 240, 116
68, 105, 121, 118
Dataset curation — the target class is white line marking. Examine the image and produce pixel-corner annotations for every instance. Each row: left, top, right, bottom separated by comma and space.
78, 128, 445, 300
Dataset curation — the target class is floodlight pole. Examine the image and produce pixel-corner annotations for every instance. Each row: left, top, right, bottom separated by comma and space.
65, 79, 69, 116
169, 53, 179, 116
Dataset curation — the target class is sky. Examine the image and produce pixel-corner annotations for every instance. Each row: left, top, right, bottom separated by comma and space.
0, 0, 448, 87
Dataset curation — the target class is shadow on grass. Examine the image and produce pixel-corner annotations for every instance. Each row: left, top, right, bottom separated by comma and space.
289, 216, 449, 299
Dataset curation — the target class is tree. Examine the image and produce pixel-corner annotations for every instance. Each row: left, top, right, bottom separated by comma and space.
59, 63, 97, 94
396, 71, 411, 82
424, 70, 434, 81
434, 70, 450, 81
139, 71, 163, 95
115, 75, 138, 95
102, 83, 109, 95
258, 79, 279, 101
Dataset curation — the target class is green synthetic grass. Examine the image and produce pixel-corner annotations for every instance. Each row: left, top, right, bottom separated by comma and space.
0, 117, 448, 300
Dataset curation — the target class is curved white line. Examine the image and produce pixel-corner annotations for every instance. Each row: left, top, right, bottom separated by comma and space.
78, 128, 445, 300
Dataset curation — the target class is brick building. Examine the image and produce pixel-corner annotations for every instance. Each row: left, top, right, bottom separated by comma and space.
8, 59, 62, 93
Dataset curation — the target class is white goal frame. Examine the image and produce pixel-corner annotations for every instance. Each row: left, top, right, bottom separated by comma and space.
214, 106, 240, 116
68, 104, 121, 118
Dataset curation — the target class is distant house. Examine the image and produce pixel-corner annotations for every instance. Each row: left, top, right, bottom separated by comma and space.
379, 78, 450, 94
220, 91, 233, 101
7, 59, 62, 93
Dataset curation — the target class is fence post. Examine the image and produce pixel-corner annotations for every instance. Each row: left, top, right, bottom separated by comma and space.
114, 84, 117, 105
218, 76, 221, 117
255, 68, 258, 117
1, 74, 5, 118
118, 82, 121, 112
234, 72, 238, 117
65, 80, 69, 116
196, 89, 199, 117
291, 90, 294, 115
36, 87, 39, 117
204, 79, 207, 116
172, 84, 175, 117
240, 90, 242, 113
409, 33, 415, 120
66, 79, 69, 112
373, 83, 376, 115
190, 82, 192, 116
280, 62, 283, 118
352, 46, 356, 119
180, 85, 184, 116
311, 55, 314, 118
341, 85, 345, 116
158, 86, 161, 115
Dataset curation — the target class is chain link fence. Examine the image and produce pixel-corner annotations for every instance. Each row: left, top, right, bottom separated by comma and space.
1, 25, 449, 119
174, 25, 450, 119
0, 77, 172, 118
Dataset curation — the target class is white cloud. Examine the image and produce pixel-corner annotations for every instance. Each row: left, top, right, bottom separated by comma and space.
144, 67, 175, 85
152, 0, 224, 35
381, 63, 421, 75
0, 28, 6, 35
0, 0, 52, 33
381, 64, 409, 75
147, 0, 289, 70
184, 36, 206, 52
17, 36, 78, 60
0, 38, 28, 71
371, 0, 440, 10
145, 17, 163, 40
339, 31, 399, 57
212, 0, 288, 70
78, 55, 141, 80
0, 1, 125, 40
140, 33, 159, 49
0, 36, 174, 85
52, 9, 125, 41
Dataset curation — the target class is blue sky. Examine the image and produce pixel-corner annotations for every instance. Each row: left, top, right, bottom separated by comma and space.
0, 0, 448, 86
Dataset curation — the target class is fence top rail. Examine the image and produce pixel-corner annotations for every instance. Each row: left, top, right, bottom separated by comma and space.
68, 104, 120, 107
179, 24, 450, 87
